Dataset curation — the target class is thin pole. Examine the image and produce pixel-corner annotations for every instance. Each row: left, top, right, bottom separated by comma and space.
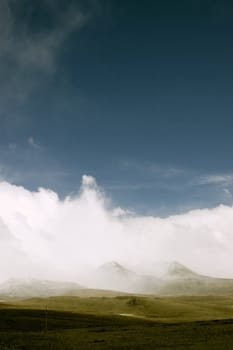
45, 304, 48, 331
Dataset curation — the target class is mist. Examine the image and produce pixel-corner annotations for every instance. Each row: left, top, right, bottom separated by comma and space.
0, 175, 233, 284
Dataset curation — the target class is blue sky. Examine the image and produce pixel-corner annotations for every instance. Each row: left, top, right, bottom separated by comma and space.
0, 0, 233, 215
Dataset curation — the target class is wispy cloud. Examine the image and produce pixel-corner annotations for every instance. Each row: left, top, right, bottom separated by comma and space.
27, 137, 42, 150
146, 163, 185, 178
106, 159, 190, 193
194, 174, 233, 187
223, 188, 232, 199
0, 0, 91, 115
8, 143, 16, 152
119, 159, 185, 178
0, 1, 89, 72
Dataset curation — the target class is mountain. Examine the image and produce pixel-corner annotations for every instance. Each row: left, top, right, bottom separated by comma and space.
89, 260, 233, 296
0, 278, 83, 298
2, 261, 233, 298
92, 261, 140, 293
90, 261, 162, 294
158, 261, 233, 296
166, 261, 198, 278
99, 261, 133, 276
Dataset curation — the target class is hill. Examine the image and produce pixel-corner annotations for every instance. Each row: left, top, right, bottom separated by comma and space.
0, 278, 83, 298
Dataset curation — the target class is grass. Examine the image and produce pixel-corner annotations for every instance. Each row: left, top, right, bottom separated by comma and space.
12, 294, 233, 322
1, 294, 233, 349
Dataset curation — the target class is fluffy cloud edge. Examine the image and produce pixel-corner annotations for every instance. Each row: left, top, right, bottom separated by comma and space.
0, 175, 233, 283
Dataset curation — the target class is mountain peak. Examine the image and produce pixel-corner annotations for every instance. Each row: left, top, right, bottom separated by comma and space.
99, 261, 130, 274
167, 261, 197, 278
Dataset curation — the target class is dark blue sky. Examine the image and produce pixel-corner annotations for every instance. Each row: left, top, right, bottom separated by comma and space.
0, 0, 233, 215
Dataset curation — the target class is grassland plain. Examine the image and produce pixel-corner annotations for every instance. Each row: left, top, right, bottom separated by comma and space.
1, 295, 233, 349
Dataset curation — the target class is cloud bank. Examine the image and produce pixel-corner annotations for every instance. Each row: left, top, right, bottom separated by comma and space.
0, 175, 233, 283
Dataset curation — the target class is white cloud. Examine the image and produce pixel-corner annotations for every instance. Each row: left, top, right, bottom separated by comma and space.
223, 188, 232, 196
81, 174, 97, 188
0, 175, 233, 283
27, 137, 41, 150
195, 174, 233, 186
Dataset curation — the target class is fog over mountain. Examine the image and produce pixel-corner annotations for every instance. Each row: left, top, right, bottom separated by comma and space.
1, 175, 233, 284
2, 261, 233, 297
0, 278, 83, 298
89, 261, 233, 295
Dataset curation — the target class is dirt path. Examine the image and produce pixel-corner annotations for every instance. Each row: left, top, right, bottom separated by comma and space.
119, 313, 151, 320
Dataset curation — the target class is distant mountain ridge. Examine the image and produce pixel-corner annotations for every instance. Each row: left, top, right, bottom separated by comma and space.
159, 262, 233, 296
94, 260, 233, 296
0, 278, 83, 298
95, 261, 161, 294
99, 261, 134, 276
1, 261, 233, 298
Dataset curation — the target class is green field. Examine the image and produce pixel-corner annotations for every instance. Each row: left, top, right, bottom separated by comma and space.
1, 294, 233, 349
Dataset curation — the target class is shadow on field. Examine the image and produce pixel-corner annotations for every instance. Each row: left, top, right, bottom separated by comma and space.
0, 308, 146, 331
1, 308, 233, 349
